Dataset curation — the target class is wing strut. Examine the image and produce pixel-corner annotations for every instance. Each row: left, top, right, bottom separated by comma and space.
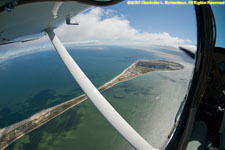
46, 30, 157, 150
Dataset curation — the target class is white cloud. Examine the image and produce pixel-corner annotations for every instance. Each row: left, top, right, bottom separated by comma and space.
0, 7, 196, 62
56, 7, 192, 47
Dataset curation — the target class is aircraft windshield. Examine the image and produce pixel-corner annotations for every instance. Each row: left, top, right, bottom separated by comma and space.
0, 1, 197, 150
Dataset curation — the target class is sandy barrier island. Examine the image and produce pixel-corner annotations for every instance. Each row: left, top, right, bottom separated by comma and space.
0, 59, 184, 150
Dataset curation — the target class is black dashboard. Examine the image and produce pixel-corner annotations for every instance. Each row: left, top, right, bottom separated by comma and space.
198, 47, 225, 148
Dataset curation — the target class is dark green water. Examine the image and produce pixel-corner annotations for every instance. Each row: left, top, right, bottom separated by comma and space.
0, 46, 194, 149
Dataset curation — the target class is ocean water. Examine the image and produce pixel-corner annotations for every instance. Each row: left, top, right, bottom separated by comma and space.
0, 46, 194, 149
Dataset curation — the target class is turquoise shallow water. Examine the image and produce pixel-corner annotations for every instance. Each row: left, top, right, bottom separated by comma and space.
0, 46, 194, 149
0, 46, 157, 127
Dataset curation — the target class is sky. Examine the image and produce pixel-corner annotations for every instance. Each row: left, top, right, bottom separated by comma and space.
0, 1, 201, 61
56, 1, 197, 46
103, 1, 197, 42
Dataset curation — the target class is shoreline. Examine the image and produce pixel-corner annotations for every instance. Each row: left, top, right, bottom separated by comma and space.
0, 59, 184, 150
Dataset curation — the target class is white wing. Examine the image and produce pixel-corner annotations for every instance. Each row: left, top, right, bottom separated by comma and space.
0, 1, 90, 45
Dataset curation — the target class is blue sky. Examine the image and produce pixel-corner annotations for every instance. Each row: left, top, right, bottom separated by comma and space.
55, 1, 197, 48
103, 1, 197, 44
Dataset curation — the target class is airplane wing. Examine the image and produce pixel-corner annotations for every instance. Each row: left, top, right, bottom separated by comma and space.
0, 0, 124, 45
0, 1, 90, 45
